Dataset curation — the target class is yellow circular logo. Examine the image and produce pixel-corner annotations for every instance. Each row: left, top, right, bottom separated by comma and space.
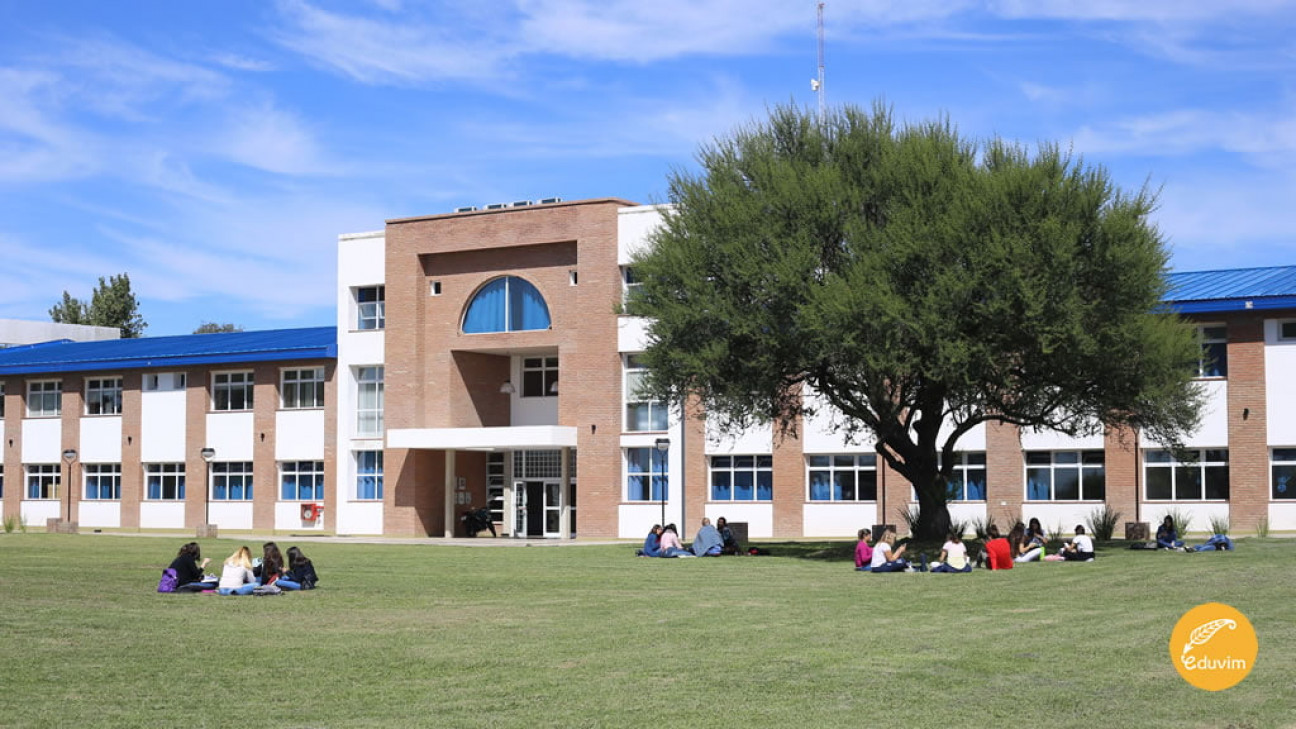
1170, 602, 1258, 691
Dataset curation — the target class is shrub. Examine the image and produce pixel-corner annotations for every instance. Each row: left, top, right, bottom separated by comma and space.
970, 516, 997, 541
1208, 514, 1230, 536
1255, 515, 1270, 538
1159, 507, 1194, 538
1047, 520, 1068, 546
948, 517, 971, 540
1085, 505, 1122, 541
2, 514, 16, 534
900, 505, 922, 536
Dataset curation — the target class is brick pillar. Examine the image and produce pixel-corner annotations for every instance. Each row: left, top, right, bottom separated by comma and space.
683, 396, 707, 534
986, 421, 1022, 526
1104, 425, 1139, 533
771, 414, 804, 538
1225, 315, 1267, 531
120, 372, 143, 530
62, 380, 82, 525
3, 378, 19, 521
185, 371, 208, 529
252, 363, 279, 531
879, 457, 908, 534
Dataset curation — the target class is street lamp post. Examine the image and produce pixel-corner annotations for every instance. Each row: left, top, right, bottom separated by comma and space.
61, 448, 77, 530
654, 438, 670, 528
200, 447, 216, 537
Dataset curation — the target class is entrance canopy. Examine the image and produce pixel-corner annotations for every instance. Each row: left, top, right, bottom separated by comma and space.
387, 426, 577, 451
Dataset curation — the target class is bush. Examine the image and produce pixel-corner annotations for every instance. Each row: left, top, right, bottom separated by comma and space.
1086, 505, 1122, 541
1208, 514, 1230, 536
1159, 507, 1194, 538
1255, 515, 1270, 538
970, 515, 997, 541
900, 505, 922, 536
948, 517, 971, 540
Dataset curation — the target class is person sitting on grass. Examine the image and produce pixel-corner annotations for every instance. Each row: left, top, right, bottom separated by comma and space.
259, 542, 285, 585
983, 525, 1013, 570
658, 524, 695, 558
638, 525, 663, 557
691, 517, 724, 556
869, 528, 910, 572
1016, 518, 1045, 562
1189, 533, 1234, 552
931, 532, 971, 573
1061, 525, 1095, 562
277, 546, 319, 590
1156, 516, 1185, 550
170, 542, 216, 592
218, 546, 257, 596
717, 517, 740, 555
854, 528, 874, 571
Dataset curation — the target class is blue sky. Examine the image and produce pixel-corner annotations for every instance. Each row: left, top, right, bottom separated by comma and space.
3, 1, 1296, 336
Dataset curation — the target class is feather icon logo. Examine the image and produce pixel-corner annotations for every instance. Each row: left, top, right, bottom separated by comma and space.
1170, 603, 1257, 691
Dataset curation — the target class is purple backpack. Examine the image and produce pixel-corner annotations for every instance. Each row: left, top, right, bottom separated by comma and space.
157, 568, 178, 593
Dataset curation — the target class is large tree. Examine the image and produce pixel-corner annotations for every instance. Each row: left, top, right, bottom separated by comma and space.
50, 273, 147, 338
630, 104, 1204, 540
193, 322, 244, 334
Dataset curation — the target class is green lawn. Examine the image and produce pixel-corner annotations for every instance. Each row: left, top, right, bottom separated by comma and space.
0, 535, 1291, 729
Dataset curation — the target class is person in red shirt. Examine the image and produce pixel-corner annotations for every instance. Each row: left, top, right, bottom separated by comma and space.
984, 524, 1014, 570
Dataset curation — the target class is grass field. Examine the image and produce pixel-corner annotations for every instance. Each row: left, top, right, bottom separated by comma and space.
0, 534, 1291, 729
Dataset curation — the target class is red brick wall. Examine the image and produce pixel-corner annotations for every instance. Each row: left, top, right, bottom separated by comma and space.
1224, 315, 1267, 531
1104, 425, 1139, 525
119, 372, 142, 529
986, 421, 1022, 523
61, 379, 81, 524
2, 378, 19, 521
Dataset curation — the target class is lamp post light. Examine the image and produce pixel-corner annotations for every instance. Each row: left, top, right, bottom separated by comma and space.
654, 438, 670, 528
61, 448, 77, 528
200, 447, 216, 535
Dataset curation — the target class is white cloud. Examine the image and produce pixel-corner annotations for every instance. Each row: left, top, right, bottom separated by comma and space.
217, 102, 331, 175
1072, 107, 1296, 167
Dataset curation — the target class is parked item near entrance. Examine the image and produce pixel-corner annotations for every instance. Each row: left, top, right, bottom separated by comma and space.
462, 507, 497, 537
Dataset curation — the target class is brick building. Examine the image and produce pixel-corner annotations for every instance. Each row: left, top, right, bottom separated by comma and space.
3, 199, 1296, 538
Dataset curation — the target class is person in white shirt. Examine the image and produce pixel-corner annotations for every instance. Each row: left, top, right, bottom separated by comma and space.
931, 532, 971, 573
1062, 525, 1095, 562
869, 528, 910, 572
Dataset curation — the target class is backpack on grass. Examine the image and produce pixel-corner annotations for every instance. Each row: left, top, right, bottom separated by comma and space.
157, 568, 179, 593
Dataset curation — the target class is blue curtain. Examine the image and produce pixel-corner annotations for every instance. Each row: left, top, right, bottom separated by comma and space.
711, 472, 731, 501
510, 278, 551, 331
809, 471, 831, 501
463, 278, 508, 333
756, 471, 773, 501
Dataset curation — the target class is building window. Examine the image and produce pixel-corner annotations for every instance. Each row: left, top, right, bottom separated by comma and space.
211, 462, 254, 501
1145, 449, 1229, 501
1, 383, 6, 418
356, 286, 385, 330
710, 455, 773, 502
1196, 324, 1227, 378
83, 464, 121, 500
808, 454, 877, 502
85, 377, 123, 416
0, 465, 4, 498
281, 368, 325, 409
626, 447, 667, 502
26, 381, 62, 417
622, 266, 643, 308
1026, 451, 1105, 501
356, 451, 383, 500
146, 463, 185, 500
26, 464, 59, 499
1280, 321, 1296, 341
281, 461, 325, 501
462, 276, 551, 333
1273, 449, 1296, 499
213, 372, 254, 411
522, 357, 559, 398
624, 355, 668, 431
144, 372, 186, 391
356, 366, 384, 436
486, 453, 504, 523
944, 452, 987, 501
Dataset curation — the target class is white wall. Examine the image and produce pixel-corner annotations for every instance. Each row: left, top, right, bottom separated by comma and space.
337, 502, 384, 535
275, 409, 325, 460
209, 502, 254, 531
617, 205, 665, 263
0, 319, 118, 346
78, 502, 121, 528
79, 416, 122, 463
1145, 379, 1228, 449
21, 500, 60, 526
703, 503, 773, 538
1020, 422, 1104, 451
1021, 503, 1106, 534
21, 419, 62, 462
1265, 318, 1296, 445
803, 503, 875, 537
205, 412, 254, 461
1269, 503, 1296, 532
141, 390, 186, 462
705, 419, 772, 455
139, 502, 185, 529
617, 317, 650, 353
277, 502, 326, 531
1141, 502, 1230, 537
509, 357, 559, 426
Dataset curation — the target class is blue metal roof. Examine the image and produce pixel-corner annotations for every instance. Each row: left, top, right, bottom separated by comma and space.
1165, 265, 1296, 314
0, 327, 336, 375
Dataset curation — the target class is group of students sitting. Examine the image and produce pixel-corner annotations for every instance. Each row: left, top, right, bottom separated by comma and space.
854, 518, 1097, 573
162, 541, 319, 594
638, 517, 740, 558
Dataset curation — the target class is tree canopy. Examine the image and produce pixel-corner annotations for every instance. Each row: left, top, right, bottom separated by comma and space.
630, 104, 1204, 540
49, 273, 147, 338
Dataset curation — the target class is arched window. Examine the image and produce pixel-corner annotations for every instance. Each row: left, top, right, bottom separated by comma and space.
462, 276, 551, 333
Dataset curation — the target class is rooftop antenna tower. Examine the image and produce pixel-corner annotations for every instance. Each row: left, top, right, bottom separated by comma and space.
812, 2, 825, 118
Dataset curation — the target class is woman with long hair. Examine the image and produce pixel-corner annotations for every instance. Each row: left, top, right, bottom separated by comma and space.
218, 546, 257, 595
869, 527, 910, 572
277, 546, 320, 590
259, 542, 285, 586
169, 542, 215, 592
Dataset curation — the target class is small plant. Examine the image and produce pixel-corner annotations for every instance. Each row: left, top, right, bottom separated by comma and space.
970, 515, 997, 541
1160, 507, 1194, 538
899, 505, 922, 536
1255, 515, 1270, 538
948, 517, 970, 540
1086, 505, 1123, 542
1208, 514, 1230, 536
2, 514, 16, 534
1047, 520, 1068, 545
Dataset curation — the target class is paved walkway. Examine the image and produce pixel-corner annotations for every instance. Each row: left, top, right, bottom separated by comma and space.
78, 530, 627, 547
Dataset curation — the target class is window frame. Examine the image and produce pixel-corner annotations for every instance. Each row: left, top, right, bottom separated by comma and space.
356, 451, 384, 501
521, 356, 559, 399
1195, 323, 1228, 378
212, 371, 254, 412
356, 366, 384, 436
1025, 450, 1106, 502
26, 464, 60, 500
85, 377, 123, 416
26, 380, 62, 418
145, 463, 186, 501
624, 354, 668, 432
807, 453, 878, 502
1143, 448, 1230, 502
625, 447, 668, 502
709, 454, 774, 502
461, 276, 551, 334
280, 367, 325, 410
355, 285, 386, 331
83, 463, 122, 500
280, 460, 325, 501
1272, 448, 1296, 500
1279, 320, 1296, 342
210, 461, 254, 501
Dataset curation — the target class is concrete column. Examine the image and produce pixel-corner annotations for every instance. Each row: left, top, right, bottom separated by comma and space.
559, 446, 571, 538
444, 449, 456, 537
